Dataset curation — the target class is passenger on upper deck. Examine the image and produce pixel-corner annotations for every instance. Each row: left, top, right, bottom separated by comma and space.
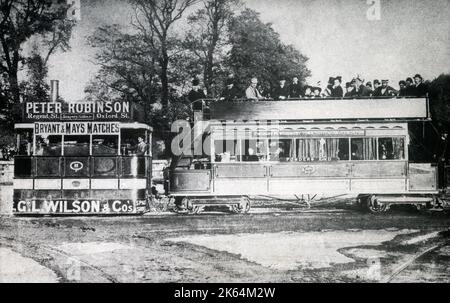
348, 77, 371, 97
405, 77, 414, 96
289, 76, 303, 98
220, 78, 239, 101
398, 80, 408, 97
365, 82, 373, 95
330, 76, 344, 98
272, 78, 289, 100
412, 74, 428, 97
355, 76, 372, 97
344, 82, 353, 97
303, 86, 313, 98
312, 87, 322, 98
373, 79, 381, 92
188, 78, 207, 110
245, 77, 264, 100
372, 79, 397, 97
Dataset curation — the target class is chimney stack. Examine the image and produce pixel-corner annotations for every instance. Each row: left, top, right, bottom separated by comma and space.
50, 80, 59, 102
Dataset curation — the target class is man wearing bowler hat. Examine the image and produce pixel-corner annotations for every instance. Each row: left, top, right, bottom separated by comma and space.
289, 76, 303, 99
272, 78, 290, 100
373, 79, 397, 97
188, 78, 207, 110
220, 78, 239, 101
412, 74, 428, 97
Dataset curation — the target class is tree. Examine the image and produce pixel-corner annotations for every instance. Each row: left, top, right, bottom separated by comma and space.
87, 24, 160, 114
131, 0, 196, 109
0, 0, 74, 126
183, 0, 239, 96
227, 8, 310, 93
22, 44, 50, 102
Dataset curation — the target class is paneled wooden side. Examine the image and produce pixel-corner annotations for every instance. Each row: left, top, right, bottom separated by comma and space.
214, 164, 266, 178
408, 163, 437, 191
351, 161, 406, 178
269, 179, 350, 194
209, 98, 428, 121
269, 163, 351, 178
171, 170, 211, 192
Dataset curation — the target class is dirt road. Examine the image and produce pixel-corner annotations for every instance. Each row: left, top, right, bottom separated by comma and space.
0, 201, 449, 283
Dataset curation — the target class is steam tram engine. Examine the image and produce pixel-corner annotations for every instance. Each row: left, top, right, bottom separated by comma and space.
13, 101, 153, 215
167, 97, 448, 214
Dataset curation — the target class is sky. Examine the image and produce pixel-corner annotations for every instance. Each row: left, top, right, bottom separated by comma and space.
45, 0, 450, 101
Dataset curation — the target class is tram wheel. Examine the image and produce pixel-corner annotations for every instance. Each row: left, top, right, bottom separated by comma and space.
366, 195, 388, 214
233, 197, 251, 214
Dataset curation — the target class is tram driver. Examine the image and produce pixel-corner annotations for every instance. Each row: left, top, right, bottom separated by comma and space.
135, 136, 148, 156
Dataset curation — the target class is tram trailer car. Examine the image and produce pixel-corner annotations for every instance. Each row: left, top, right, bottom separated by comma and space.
167, 97, 450, 214
13, 101, 153, 216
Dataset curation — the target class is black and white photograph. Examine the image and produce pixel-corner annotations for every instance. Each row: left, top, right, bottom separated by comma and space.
0, 0, 450, 290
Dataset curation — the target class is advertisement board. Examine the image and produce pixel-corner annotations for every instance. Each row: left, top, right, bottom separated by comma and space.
13, 199, 148, 215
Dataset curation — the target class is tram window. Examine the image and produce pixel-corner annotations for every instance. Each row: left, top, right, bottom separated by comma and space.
269, 139, 293, 161
296, 138, 349, 162
350, 138, 377, 160
17, 131, 33, 156
92, 136, 118, 156
63, 135, 90, 156
326, 138, 349, 161
214, 140, 239, 162
242, 140, 267, 162
378, 137, 405, 160
35, 135, 62, 156
121, 129, 149, 156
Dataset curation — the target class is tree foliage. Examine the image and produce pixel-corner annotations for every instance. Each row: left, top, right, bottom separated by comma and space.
131, 0, 197, 109
228, 8, 310, 92
183, 0, 239, 96
0, 0, 75, 127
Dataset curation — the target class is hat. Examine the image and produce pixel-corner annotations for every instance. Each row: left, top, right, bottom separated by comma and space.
351, 78, 357, 84
399, 80, 406, 85
414, 74, 423, 80
373, 79, 380, 85
345, 82, 352, 88
192, 79, 200, 86
406, 77, 413, 83
328, 77, 335, 84
366, 81, 372, 86
335, 76, 342, 82
382, 79, 389, 83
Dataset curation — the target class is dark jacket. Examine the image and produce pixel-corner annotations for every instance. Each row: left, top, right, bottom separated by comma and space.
272, 85, 290, 99
188, 89, 206, 110
399, 88, 408, 97
372, 86, 397, 97
330, 86, 344, 98
289, 83, 303, 98
220, 86, 240, 101
411, 83, 428, 97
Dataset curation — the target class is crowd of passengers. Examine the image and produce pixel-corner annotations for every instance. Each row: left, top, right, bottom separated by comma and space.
187, 74, 429, 104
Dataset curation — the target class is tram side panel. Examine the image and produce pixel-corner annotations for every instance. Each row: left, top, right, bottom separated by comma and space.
13, 155, 151, 215
169, 160, 438, 197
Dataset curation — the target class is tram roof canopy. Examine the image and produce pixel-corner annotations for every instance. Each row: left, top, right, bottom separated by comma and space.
206, 97, 429, 122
